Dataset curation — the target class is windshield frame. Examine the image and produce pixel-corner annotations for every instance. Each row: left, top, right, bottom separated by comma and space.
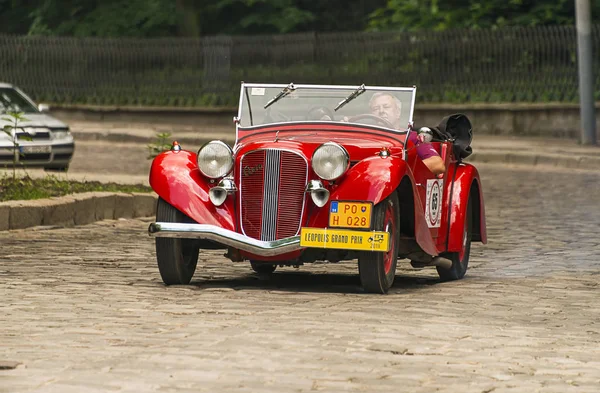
0, 86, 40, 114
236, 83, 417, 134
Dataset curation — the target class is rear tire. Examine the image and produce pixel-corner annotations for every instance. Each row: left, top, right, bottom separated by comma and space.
358, 192, 400, 294
250, 261, 277, 274
437, 195, 473, 281
155, 198, 199, 285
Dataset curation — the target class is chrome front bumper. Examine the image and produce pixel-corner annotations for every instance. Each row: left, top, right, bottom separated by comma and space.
148, 222, 301, 257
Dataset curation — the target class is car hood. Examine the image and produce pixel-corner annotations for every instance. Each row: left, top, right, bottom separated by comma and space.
0, 113, 68, 129
236, 128, 405, 162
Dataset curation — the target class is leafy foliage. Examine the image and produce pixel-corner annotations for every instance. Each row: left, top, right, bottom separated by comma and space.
367, 0, 599, 31
0, 174, 152, 202
147, 132, 173, 159
2, 0, 588, 38
1, 111, 31, 180
27, 0, 178, 37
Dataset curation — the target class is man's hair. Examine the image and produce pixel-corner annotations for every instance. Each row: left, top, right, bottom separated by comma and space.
369, 92, 402, 111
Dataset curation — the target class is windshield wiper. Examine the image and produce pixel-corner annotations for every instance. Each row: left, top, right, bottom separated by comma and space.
334, 84, 366, 111
264, 82, 296, 109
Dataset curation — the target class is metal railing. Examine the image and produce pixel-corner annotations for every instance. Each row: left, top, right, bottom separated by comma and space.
1, 25, 598, 106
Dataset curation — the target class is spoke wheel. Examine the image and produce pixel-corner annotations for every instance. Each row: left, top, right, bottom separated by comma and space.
155, 198, 199, 285
358, 192, 400, 294
250, 261, 277, 274
437, 195, 473, 281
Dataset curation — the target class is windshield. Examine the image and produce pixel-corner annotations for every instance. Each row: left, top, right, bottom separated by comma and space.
238, 84, 416, 132
0, 87, 38, 114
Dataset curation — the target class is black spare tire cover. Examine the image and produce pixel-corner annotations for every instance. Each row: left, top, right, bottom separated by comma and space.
436, 113, 473, 160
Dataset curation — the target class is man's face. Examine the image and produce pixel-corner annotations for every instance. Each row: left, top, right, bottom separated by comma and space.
370, 94, 401, 128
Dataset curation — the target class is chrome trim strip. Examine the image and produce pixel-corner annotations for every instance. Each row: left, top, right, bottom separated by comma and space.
261, 149, 280, 241
216, 177, 237, 193
236, 83, 246, 144
148, 222, 301, 257
241, 83, 417, 92
409, 85, 417, 124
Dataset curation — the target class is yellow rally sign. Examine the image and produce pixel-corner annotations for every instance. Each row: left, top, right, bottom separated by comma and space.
300, 227, 390, 252
328, 201, 372, 229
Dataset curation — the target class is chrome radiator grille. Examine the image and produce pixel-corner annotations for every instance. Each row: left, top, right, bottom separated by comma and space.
240, 149, 307, 241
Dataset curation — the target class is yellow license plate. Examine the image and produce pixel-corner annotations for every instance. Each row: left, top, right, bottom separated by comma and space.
300, 227, 390, 252
328, 201, 372, 229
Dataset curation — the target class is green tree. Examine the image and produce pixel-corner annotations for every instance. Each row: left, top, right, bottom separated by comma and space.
367, 0, 599, 31
199, 0, 314, 35
0, 0, 40, 35
28, 0, 178, 37
2, 0, 597, 37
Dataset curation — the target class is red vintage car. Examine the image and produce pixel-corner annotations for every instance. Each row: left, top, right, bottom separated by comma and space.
148, 83, 487, 293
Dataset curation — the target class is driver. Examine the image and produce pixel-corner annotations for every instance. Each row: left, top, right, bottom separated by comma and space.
369, 93, 446, 176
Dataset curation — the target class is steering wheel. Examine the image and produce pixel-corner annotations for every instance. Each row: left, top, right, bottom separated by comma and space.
346, 114, 395, 129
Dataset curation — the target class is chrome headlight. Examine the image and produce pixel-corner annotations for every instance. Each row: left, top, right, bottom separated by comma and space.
311, 142, 349, 181
51, 130, 70, 140
197, 141, 234, 179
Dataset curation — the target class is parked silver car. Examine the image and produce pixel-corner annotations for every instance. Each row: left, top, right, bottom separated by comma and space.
0, 82, 74, 171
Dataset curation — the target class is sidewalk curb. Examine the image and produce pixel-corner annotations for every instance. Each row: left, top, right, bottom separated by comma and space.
72, 130, 236, 146
0, 192, 157, 232
465, 151, 600, 170
72, 130, 600, 170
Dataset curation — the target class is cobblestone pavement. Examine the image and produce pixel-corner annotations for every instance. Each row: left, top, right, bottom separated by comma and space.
2, 165, 600, 393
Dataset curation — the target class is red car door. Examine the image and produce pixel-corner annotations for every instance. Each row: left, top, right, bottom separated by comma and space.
407, 141, 448, 246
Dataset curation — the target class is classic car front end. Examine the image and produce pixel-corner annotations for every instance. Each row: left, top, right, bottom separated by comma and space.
149, 129, 396, 258
148, 83, 486, 293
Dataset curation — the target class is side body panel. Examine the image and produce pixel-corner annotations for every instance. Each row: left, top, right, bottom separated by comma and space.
149, 150, 235, 231
446, 163, 487, 252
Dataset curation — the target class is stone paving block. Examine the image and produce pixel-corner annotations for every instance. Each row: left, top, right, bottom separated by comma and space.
0, 203, 9, 231
114, 193, 134, 219
71, 193, 96, 226
132, 193, 157, 218
7, 200, 44, 230
42, 196, 76, 227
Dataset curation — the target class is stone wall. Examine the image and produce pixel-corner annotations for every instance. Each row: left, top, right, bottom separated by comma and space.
50, 103, 600, 140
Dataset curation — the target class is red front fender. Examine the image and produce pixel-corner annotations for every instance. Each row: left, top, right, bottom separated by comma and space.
149, 150, 235, 230
447, 163, 487, 252
308, 155, 405, 227
308, 155, 439, 256
332, 155, 406, 203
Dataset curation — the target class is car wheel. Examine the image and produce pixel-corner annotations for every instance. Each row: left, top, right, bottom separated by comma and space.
437, 195, 473, 281
250, 261, 277, 274
358, 192, 400, 294
155, 197, 199, 285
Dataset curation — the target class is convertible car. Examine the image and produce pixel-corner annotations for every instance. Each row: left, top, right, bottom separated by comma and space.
148, 83, 487, 293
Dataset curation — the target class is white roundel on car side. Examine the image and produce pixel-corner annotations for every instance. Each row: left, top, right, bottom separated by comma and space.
425, 179, 443, 228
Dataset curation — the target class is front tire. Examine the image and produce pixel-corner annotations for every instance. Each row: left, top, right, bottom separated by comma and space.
437, 195, 473, 281
250, 261, 277, 274
155, 198, 199, 285
358, 192, 400, 294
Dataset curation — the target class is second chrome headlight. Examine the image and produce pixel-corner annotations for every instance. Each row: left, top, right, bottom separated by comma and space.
197, 141, 234, 179
311, 142, 349, 181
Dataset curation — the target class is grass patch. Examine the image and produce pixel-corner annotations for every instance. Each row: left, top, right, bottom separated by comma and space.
0, 175, 153, 202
